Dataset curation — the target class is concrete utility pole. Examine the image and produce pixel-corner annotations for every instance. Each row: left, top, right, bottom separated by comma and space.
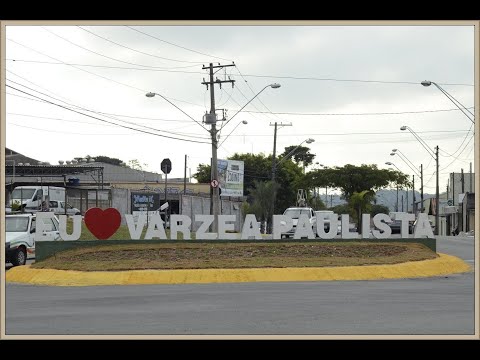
435, 145, 440, 235
202, 63, 235, 233
420, 164, 424, 213
270, 122, 292, 232
470, 162, 473, 193
412, 175, 415, 215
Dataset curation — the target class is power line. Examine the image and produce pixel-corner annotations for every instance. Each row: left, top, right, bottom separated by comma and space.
6, 78, 209, 139
77, 26, 205, 65
7, 57, 474, 87
125, 26, 233, 62
6, 85, 211, 144
41, 27, 199, 70
8, 122, 130, 136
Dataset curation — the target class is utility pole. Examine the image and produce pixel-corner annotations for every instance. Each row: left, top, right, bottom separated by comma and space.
420, 164, 424, 213
396, 184, 399, 212
202, 63, 235, 233
435, 145, 440, 236
412, 175, 415, 215
184, 154, 187, 195
452, 172, 455, 206
470, 162, 473, 193
461, 168, 465, 194
270, 122, 292, 233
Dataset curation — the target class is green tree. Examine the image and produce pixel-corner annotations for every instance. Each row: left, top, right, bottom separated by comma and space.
128, 159, 147, 171
371, 204, 390, 217
305, 164, 409, 229
193, 151, 306, 214
306, 164, 409, 201
94, 155, 124, 166
193, 163, 211, 183
350, 190, 375, 231
280, 145, 315, 169
246, 180, 279, 224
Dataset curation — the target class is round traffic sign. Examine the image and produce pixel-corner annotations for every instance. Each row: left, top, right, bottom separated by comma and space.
211, 179, 219, 188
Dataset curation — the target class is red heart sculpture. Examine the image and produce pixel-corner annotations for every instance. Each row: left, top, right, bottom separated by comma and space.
84, 208, 121, 240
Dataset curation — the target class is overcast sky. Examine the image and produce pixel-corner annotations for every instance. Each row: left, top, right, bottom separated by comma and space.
4, 22, 476, 195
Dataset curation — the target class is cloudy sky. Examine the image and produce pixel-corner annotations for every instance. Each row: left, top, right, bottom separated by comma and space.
4, 22, 476, 195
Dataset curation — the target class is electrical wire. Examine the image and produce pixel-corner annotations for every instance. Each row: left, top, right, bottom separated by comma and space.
6, 85, 211, 144
7, 39, 204, 108
42, 27, 199, 70
7, 57, 474, 87
125, 26, 233, 62
6, 78, 210, 138
77, 26, 206, 64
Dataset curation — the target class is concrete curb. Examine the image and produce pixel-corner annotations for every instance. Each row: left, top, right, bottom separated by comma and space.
6, 253, 471, 287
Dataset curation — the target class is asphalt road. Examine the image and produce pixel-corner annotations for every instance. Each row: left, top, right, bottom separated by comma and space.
5, 236, 475, 336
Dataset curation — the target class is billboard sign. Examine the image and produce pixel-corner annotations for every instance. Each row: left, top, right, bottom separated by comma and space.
131, 192, 161, 212
218, 159, 244, 197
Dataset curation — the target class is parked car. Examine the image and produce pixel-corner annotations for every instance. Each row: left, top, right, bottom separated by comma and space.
48, 200, 81, 215
5, 213, 61, 266
314, 210, 335, 232
281, 207, 316, 238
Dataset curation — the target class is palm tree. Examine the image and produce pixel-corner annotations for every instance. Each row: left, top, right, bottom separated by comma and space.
349, 190, 375, 232
247, 180, 279, 229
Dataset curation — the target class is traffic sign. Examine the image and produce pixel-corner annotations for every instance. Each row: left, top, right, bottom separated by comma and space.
161, 158, 172, 174
211, 179, 219, 188
447, 199, 453, 206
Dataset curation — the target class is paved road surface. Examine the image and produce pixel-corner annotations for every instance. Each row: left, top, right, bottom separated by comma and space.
5, 236, 475, 335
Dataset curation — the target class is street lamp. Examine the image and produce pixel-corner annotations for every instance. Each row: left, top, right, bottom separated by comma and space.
400, 125, 440, 235
218, 120, 248, 148
390, 149, 423, 214
421, 80, 474, 124
385, 162, 401, 211
147, 83, 280, 234
213, 84, 280, 233
271, 138, 315, 233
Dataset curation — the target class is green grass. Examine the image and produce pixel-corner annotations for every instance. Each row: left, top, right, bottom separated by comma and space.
31, 242, 438, 272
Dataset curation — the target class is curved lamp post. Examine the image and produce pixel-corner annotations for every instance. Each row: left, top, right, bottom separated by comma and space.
401, 125, 439, 235
385, 161, 401, 211
147, 83, 280, 234
271, 138, 315, 234
391, 149, 423, 214
421, 80, 474, 124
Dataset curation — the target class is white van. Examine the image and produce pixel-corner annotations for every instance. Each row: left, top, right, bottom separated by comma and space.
10, 186, 66, 211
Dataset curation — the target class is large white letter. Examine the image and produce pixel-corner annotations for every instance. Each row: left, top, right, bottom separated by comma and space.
125, 213, 147, 240
35, 212, 57, 241
219, 215, 239, 240
195, 215, 216, 240
316, 213, 338, 239
273, 215, 292, 240
394, 212, 415, 238
241, 214, 262, 240
170, 215, 191, 240
341, 214, 358, 239
361, 214, 371, 239
144, 213, 167, 240
58, 215, 81, 240
372, 213, 392, 239
414, 213, 435, 238
294, 214, 316, 239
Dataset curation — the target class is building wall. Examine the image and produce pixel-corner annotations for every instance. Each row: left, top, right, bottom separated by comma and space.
181, 195, 244, 232
449, 172, 475, 205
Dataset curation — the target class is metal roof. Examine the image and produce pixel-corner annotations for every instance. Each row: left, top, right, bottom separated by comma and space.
5, 165, 103, 177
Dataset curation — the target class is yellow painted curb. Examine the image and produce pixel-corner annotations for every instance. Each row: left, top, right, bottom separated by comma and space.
6, 253, 471, 287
